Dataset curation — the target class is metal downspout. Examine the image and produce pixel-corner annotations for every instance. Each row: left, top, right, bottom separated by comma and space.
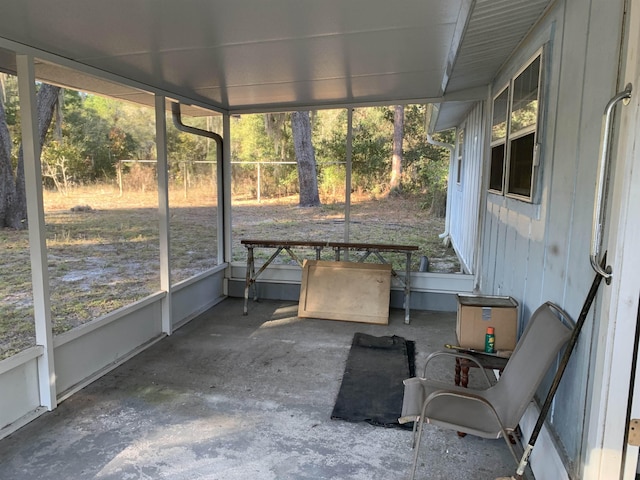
171, 102, 226, 261
426, 133, 455, 246
171, 102, 223, 155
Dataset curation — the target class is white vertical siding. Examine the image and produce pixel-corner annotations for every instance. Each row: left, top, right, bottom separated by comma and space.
449, 102, 484, 274
475, 0, 625, 477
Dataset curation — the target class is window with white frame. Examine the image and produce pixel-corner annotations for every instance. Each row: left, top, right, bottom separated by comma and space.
456, 128, 464, 184
489, 51, 542, 200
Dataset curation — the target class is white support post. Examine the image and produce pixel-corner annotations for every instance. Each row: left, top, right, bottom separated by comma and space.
344, 108, 353, 251
257, 162, 261, 203
221, 113, 232, 266
583, 3, 640, 478
155, 95, 172, 334
16, 55, 57, 410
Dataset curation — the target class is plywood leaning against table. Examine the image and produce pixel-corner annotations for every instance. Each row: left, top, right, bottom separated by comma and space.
241, 239, 418, 323
298, 260, 392, 324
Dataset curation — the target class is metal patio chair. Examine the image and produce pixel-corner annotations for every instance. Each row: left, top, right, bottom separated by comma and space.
399, 302, 573, 480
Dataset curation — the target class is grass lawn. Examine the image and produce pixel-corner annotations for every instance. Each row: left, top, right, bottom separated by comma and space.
0, 185, 458, 359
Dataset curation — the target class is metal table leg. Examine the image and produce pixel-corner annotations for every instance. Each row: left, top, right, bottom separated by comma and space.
243, 246, 254, 315
244, 247, 284, 314
404, 252, 412, 324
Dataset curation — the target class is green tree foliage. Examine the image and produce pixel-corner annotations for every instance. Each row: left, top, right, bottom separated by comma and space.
46, 91, 218, 189
232, 114, 280, 162
41, 139, 85, 192
378, 104, 454, 213
231, 114, 298, 197
1, 73, 452, 210
62, 92, 143, 182
166, 120, 209, 187
264, 113, 292, 161
229, 105, 452, 210
316, 108, 392, 194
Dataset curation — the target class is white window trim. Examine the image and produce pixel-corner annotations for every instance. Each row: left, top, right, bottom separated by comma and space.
489, 48, 544, 203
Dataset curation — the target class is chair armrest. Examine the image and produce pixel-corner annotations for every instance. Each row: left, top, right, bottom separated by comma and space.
422, 350, 493, 387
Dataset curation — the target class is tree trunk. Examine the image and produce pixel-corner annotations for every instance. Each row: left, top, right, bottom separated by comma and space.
0, 83, 60, 229
0, 93, 16, 228
291, 111, 320, 207
390, 105, 404, 193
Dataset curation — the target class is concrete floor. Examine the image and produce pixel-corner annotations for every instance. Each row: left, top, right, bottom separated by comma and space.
0, 298, 520, 480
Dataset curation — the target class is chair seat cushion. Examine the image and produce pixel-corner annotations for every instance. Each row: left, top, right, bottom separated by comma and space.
400, 377, 508, 439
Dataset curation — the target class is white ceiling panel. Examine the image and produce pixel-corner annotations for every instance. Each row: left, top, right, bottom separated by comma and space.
444, 0, 552, 92
0, 0, 553, 119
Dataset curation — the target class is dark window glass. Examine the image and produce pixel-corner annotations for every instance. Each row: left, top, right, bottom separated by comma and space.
507, 132, 535, 197
489, 144, 505, 192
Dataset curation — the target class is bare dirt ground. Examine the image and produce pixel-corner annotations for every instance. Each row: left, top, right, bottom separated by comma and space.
231, 194, 458, 271
0, 186, 459, 358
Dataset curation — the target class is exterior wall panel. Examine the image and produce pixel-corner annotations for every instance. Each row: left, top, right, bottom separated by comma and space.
171, 267, 226, 329
0, 354, 40, 432
449, 102, 484, 273
475, 0, 625, 475
54, 299, 164, 395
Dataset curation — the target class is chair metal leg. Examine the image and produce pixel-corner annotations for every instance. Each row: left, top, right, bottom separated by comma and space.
502, 432, 520, 465
409, 416, 426, 480
410, 418, 419, 449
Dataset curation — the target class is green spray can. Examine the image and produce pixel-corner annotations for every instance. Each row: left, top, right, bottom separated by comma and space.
485, 327, 495, 353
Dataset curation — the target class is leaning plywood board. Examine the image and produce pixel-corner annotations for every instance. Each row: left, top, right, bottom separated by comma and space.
298, 260, 392, 324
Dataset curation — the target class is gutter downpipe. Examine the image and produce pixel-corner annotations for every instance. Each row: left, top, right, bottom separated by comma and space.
171, 101, 223, 158
171, 102, 227, 263
426, 132, 455, 246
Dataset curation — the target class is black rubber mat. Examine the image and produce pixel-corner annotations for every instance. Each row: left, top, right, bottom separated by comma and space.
331, 332, 415, 429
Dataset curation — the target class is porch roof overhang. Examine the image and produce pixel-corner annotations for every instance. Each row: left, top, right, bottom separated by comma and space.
0, 0, 551, 126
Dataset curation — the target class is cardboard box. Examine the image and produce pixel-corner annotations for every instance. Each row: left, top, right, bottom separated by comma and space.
456, 295, 518, 351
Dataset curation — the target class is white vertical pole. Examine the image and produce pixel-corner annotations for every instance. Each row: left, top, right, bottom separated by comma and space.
17, 54, 57, 409
155, 95, 172, 334
344, 108, 353, 259
222, 114, 232, 265
257, 162, 261, 203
